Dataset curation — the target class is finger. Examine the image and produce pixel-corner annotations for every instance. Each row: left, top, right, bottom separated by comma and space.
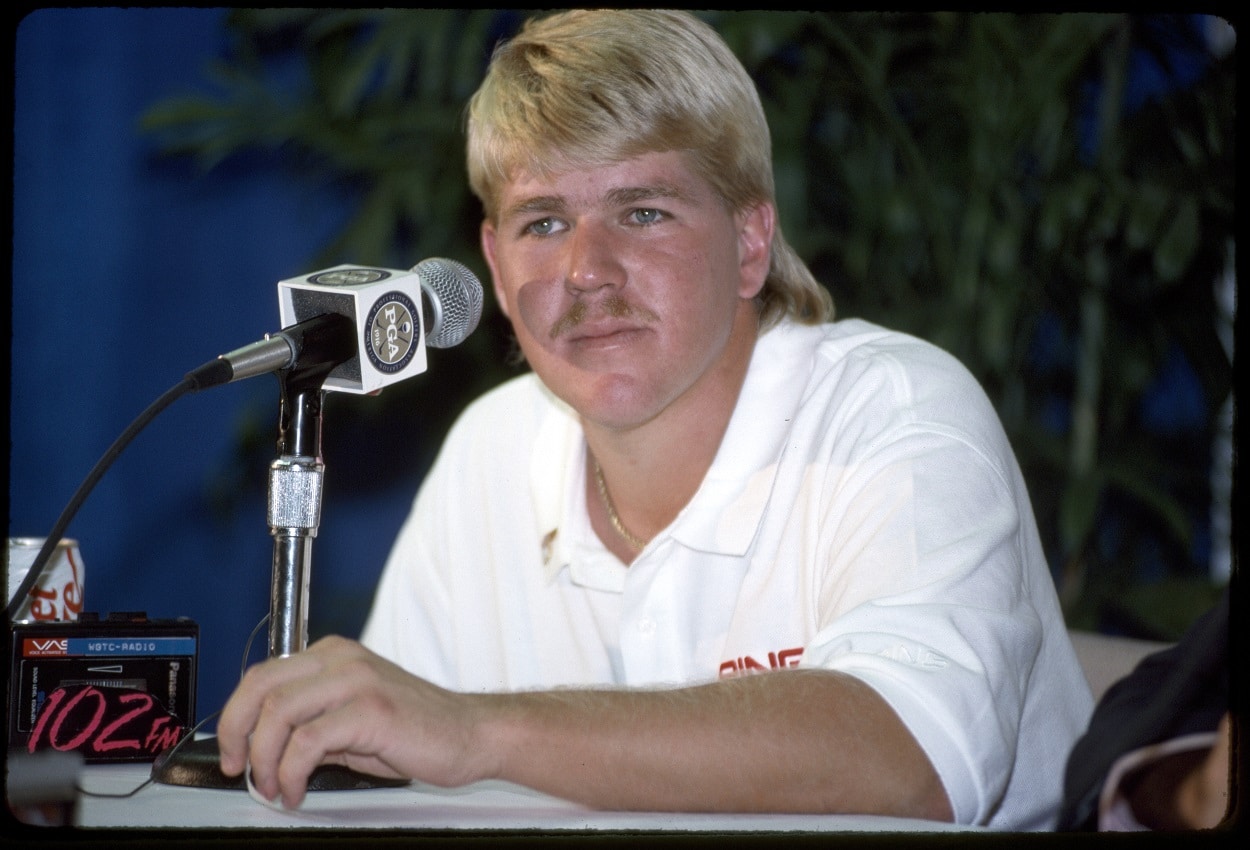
272, 698, 408, 809
217, 654, 318, 775
245, 649, 383, 801
218, 638, 354, 775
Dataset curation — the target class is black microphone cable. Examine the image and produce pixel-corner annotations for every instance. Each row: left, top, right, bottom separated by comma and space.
6, 374, 204, 623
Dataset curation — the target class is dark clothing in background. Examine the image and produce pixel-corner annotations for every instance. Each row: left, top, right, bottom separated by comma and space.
1057, 588, 1230, 831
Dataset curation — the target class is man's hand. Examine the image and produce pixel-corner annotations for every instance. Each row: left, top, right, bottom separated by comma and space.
216, 636, 495, 809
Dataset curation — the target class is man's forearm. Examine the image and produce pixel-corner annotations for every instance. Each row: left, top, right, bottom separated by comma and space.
217, 637, 953, 819
473, 667, 953, 820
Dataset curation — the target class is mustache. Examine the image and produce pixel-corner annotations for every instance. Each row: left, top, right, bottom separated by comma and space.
548, 295, 658, 339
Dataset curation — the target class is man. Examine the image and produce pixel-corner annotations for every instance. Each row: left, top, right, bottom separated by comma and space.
217, 10, 1092, 829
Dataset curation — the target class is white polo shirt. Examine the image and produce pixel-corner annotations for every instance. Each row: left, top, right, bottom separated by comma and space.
361, 318, 1092, 830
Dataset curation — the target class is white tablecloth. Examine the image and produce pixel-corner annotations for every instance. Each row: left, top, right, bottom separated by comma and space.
72, 762, 974, 834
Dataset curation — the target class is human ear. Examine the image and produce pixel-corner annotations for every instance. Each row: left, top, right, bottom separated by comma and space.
736, 202, 774, 300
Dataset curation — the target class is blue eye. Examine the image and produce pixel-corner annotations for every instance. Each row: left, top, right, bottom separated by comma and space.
526, 218, 557, 236
631, 208, 664, 225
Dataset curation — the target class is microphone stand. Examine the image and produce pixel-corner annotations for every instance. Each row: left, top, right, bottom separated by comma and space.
267, 370, 327, 660
152, 350, 404, 792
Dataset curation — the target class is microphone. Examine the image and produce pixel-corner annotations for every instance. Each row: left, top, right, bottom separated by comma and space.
188, 258, 483, 394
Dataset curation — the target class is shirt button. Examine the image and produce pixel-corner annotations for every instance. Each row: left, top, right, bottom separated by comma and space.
637, 618, 656, 636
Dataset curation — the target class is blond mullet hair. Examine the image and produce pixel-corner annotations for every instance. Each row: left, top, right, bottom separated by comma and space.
465, 9, 833, 329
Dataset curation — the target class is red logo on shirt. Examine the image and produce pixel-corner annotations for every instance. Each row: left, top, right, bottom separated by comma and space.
718, 647, 803, 678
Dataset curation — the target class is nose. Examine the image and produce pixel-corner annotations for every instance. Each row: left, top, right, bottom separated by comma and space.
564, 220, 622, 295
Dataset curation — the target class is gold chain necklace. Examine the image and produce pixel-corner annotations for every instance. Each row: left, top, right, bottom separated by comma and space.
591, 458, 646, 551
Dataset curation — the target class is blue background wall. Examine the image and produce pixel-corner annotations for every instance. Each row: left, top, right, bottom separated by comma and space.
10, 8, 438, 725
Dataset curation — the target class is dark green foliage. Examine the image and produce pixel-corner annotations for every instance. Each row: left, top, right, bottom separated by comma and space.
142, 11, 1235, 637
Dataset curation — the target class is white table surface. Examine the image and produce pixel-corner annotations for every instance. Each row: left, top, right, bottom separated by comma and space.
72, 761, 974, 834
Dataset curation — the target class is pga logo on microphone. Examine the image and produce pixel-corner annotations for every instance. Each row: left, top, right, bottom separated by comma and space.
279, 265, 429, 395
